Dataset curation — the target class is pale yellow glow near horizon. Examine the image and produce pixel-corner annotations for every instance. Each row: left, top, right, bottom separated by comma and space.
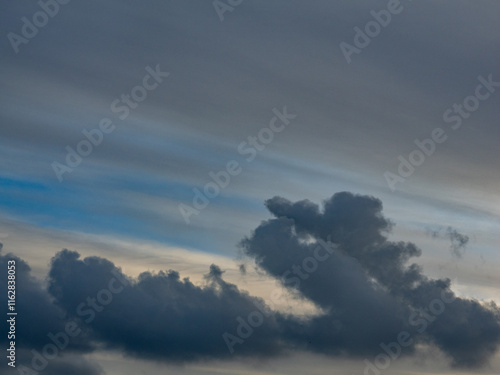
1, 215, 498, 310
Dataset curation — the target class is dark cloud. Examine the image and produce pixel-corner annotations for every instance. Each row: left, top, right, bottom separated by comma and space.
242, 192, 500, 367
1, 193, 498, 370
46, 249, 286, 361
0, 244, 102, 375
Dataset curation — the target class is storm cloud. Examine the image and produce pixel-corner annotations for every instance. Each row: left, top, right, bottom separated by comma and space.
242, 192, 500, 367
2, 192, 499, 372
0, 244, 101, 375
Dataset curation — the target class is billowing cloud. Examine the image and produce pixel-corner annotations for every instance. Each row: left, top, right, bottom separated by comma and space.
1, 193, 499, 372
241, 192, 500, 367
46, 249, 286, 362
0, 244, 102, 375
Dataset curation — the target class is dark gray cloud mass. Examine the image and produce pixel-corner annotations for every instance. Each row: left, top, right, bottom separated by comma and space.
0, 244, 102, 375
1, 193, 499, 373
46, 250, 285, 362
246, 192, 500, 367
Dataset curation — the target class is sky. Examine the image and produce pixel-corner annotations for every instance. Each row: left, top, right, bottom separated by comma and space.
0, 1, 499, 374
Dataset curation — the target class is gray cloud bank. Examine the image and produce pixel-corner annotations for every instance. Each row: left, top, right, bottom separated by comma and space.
2, 193, 499, 374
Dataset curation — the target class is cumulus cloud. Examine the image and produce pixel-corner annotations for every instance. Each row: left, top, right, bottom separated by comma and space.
46, 250, 286, 362
1, 193, 498, 371
242, 192, 500, 367
0, 244, 102, 375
